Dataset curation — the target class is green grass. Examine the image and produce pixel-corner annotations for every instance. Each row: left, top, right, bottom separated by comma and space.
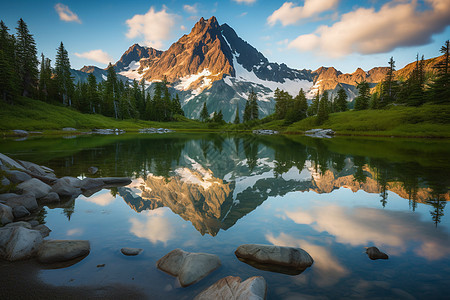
0, 96, 208, 133
281, 104, 450, 138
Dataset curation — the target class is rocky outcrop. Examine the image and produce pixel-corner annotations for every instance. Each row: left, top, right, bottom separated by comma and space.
16, 179, 52, 199
195, 276, 267, 300
157, 248, 221, 287
0, 203, 13, 225
305, 129, 335, 138
235, 244, 313, 275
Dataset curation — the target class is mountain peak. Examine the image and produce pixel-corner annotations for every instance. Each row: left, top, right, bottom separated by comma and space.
191, 16, 220, 35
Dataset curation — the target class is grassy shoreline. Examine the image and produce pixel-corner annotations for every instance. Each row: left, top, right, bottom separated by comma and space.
1, 97, 449, 138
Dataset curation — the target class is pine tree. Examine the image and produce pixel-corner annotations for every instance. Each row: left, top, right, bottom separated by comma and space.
55, 42, 74, 106
200, 102, 209, 122
15, 18, 38, 98
317, 91, 329, 125
172, 94, 184, 116
354, 81, 370, 110
243, 97, 251, 122
308, 91, 320, 116
285, 88, 307, 123
234, 104, 240, 124
0, 20, 19, 102
105, 63, 118, 117
428, 40, 450, 104
87, 73, 99, 113
335, 88, 348, 112
379, 57, 397, 107
249, 90, 259, 120
38, 53, 53, 102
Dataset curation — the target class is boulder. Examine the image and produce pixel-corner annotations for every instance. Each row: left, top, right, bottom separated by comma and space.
0, 226, 43, 261
235, 244, 313, 275
28, 220, 39, 227
1, 193, 38, 211
157, 248, 221, 287
4, 170, 32, 184
121, 247, 143, 256
195, 276, 267, 300
51, 178, 82, 198
12, 205, 30, 218
0, 203, 13, 225
18, 160, 56, 179
16, 178, 52, 198
33, 224, 51, 238
37, 240, 90, 263
39, 192, 60, 204
99, 177, 132, 185
87, 167, 98, 175
0, 153, 26, 171
4, 221, 32, 229
365, 247, 389, 260
305, 129, 335, 138
60, 176, 82, 188
12, 130, 29, 136
62, 127, 77, 131
1, 176, 10, 186
80, 178, 104, 191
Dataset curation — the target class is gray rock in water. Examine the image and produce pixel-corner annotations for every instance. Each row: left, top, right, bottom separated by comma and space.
305, 128, 335, 138
62, 127, 77, 131
39, 192, 60, 204
99, 177, 132, 185
0, 203, 13, 225
2, 193, 38, 212
80, 178, 104, 190
4, 170, 32, 184
32, 224, 51, 237
12, 205, 30, 218
157, 248, 221, 287
16, 178, 52, 199
51, 178, 82, 198
0, 153, 26, 171
0, 226, 43, 261
37, 240, 90, 263
28, 220, 39, 227
195, 276, 267, 300
365, 247, 389, 260
12, 130, 29, 136
121, 247, 143, 256
18, 160, 56, 179
87, 167, 98, 175
60, 176, 82, 188
235, 244, 313, 274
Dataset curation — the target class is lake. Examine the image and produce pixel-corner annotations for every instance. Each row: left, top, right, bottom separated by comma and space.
1, 133, 449, 299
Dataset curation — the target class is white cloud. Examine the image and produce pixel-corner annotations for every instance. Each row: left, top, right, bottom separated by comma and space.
233, 0, 256, 4
239, 12, 248, 17
125, 6, 180, 49
180, 25, 187, 31
54, 3, 81, 23
183, 4, 198, 14
267, 0, 339, 26
284, 205, 450, 261
129, 209, 175, 245
74, 49, 113, 65
289, 0, 450, 57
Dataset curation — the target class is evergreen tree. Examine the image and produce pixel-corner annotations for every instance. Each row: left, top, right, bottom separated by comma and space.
105, 63, 118, 118
274, 88, 292, 119
172, 94, 184, 116
38, 53, 53, 102
335, 88, 348, 112
354, 81, 370, 110
249, 90, 259, 120
428, 40, 450, 104
87, 73, 99, 113
243, 97, 251, 122
15, 18, 38, 97
55, 42, 74, 106
0, 20, 19, 102
234, 104, 240, 124
308, 91, 320, 116
200, 102, 209, 122
285, 88, 307, 123
379, 56, 397, 107
317, 90, 329, 124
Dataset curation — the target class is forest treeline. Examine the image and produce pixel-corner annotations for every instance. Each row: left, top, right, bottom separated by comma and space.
0, 19, 184, 122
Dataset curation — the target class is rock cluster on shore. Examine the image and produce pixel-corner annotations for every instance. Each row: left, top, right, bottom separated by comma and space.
253, 129, 279, 135
138, 128, 174, 134
0, 153, 131, 265
305, 128, 335, 138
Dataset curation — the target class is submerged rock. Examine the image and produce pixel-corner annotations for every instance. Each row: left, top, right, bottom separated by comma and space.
12, 205, 30, 218
365, 247, 389, 260
195, 276, 267, 300
39, 192, 60, 204
121, 247, 143, 256
33, 224, 51, 238
87, 166, 98, 175
157, 248, 221, 287
37, 240, 90, 263
0, 226, 43, 261
16, 178, 52, 199
51, 178, 82, 198
235, 244, 313, 275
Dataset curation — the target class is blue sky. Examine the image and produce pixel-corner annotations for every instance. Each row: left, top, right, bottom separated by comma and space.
1, 0, 449, 73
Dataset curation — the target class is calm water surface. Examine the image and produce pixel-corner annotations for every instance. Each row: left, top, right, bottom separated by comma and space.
1, 133, 449, 299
